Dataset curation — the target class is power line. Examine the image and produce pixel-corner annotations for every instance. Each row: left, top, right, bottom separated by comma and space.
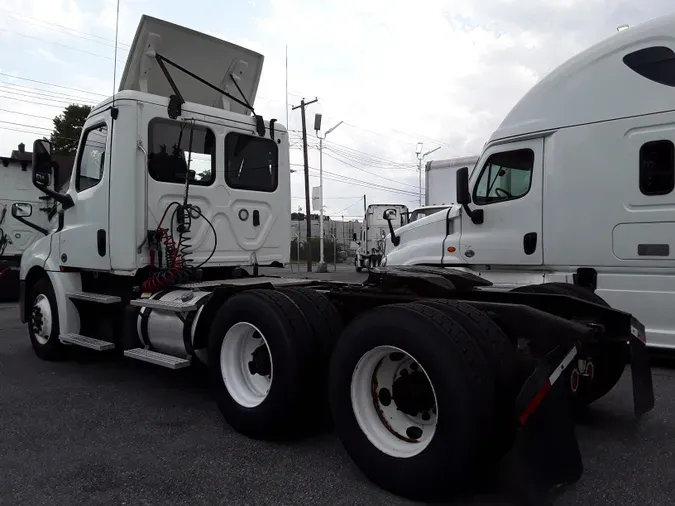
0, 72, 107, 97
0, 108, 54, 121
0, 86, 95, 106
0, 81, 99, 103
0, 120, 52, 132
322, 151, 419, 191
3, 11, 131, 50
0, 94, 78, 109
309, 168, 418, 197
0, 29, 125, 63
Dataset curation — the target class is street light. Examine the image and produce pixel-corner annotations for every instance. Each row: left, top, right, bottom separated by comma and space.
315, 114, 344, 272
416, 143, 440, 206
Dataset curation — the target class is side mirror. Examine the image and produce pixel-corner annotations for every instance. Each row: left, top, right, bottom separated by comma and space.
352, 233, 357, 242
456, 166, 471, 205
11, 202, 33, 218
30, 138, 75, 210
11, 202, 47, 235
382, 209, 397, 221
456, 166, 484, 225
32, 139, 52, 188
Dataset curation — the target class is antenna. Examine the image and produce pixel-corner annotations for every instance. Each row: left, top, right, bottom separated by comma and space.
112, 0, 120, 105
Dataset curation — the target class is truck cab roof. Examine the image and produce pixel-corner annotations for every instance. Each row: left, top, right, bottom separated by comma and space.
490, 13, 675, 143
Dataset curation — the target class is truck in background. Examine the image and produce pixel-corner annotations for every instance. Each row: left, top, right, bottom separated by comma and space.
425, 155, 479, 206
383, 14, 675, 350
13, 14, 655, 505
353, 203, 408, 271
0, 147, 70, 300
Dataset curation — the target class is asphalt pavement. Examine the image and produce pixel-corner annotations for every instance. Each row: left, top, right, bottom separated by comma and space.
2, 272, 675, 505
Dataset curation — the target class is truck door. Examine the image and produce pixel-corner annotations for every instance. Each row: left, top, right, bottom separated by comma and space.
56, 118, 111, 270
459, 138, 543, 265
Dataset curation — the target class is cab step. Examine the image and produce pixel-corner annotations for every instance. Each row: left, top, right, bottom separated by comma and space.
66, 292, 121, 304
60, 333, 116, 351
123, 348, 191, 369
129, 298, 198, 312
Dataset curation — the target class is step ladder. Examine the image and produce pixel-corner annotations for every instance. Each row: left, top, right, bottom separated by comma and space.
123, 348, 191, 369
129, 298, 199, 312
66, 292, 121, 304
59, 333, 115, 351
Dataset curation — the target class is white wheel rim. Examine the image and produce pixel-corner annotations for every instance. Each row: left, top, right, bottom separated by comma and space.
31, 294, 53, 345
220, 322, 273, 408
351, 345, 438, 458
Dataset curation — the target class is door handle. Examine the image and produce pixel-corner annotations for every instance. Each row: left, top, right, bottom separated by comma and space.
97, 229, 106, 257
523, 232, 537, 255
252, 210, 260, 227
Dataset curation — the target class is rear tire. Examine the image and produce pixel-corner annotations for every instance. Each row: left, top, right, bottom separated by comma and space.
26, 277, 65, 361
329, 302, 495, 501
208, 289, 316, 439
511, 282, 626, 406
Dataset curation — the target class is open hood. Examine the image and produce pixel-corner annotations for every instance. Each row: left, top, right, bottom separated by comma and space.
119, 15, 264, 115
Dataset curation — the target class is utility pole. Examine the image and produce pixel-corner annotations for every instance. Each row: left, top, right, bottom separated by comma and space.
415, 143, 440, 207
314, 115, 343, 273
292, 97, 318, 271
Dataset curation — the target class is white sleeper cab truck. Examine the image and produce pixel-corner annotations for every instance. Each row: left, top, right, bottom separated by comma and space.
425, 155, 479, 206
0, 151, 60, 300
15, 14, 655, 506
354, 203, 408, 271
383, 14, 675, 350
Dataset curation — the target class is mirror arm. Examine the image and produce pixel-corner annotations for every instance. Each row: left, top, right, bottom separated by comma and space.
35, 185, 74, 210
386, 218, 400, 246
462, 204, 484, 225
13, 214, 48, 235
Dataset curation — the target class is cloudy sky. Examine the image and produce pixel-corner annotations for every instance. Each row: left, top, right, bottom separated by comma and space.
0, 0, 672, 218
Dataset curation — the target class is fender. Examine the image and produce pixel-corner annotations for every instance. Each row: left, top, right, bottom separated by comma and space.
20, 234, 82, 334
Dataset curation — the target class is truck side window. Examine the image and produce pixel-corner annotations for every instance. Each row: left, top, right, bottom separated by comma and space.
225, 133, 278, 192
76, 124, 108, 192
473, 149, 534, 205
640, 140, 674, 196
148, 119, 215, 186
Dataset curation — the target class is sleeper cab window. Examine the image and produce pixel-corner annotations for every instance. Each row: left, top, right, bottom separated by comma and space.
640, 140, 675, 196
623, 46, 675, 87
225, 132, 278, 192
148, 119, 215, 186
473, 149, 534, 205
76, 123, 108, 192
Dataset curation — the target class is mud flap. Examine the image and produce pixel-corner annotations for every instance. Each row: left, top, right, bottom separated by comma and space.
629, 317, 655, 417
500, 380, 582, 505
499, 345, 583, 506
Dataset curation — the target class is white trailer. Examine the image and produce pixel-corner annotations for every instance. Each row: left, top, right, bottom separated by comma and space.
353, 203, 408, 271
383, 14, 675, 350
15, 15, 654, 505
424, 155, 479, 206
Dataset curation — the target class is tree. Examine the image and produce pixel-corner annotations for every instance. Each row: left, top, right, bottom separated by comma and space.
51, 104, 93, 155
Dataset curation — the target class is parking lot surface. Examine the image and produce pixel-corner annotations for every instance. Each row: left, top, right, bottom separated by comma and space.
2, 274, 675, 505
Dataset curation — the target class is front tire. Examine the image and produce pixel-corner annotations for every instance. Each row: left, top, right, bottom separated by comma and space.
26, 277, 65, 361
329, 302, 495, 501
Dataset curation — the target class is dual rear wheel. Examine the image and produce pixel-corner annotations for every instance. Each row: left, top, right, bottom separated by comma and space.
210, 291, 519, 500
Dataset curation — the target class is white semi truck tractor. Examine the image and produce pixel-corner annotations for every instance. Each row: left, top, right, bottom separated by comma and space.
383, 14, 675, 351
15, 15, 654, 506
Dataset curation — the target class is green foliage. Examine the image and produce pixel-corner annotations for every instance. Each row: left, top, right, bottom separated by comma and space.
290, 237, 338, 263
51, 104, 93, 155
